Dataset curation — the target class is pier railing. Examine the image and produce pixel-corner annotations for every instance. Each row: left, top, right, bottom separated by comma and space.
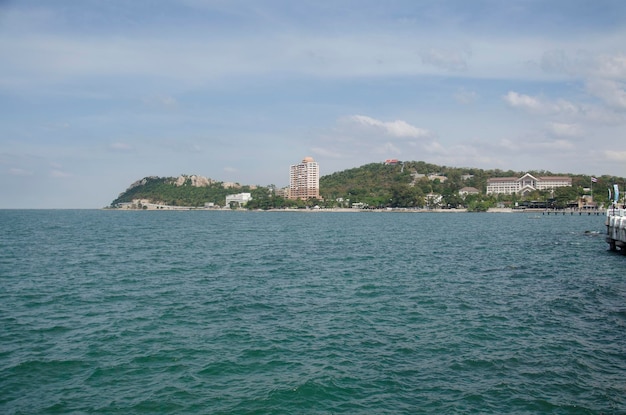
606, 208, 626, 217
606, 208, 626, 254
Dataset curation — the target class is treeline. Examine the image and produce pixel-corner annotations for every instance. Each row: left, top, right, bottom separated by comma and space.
317, 162, 623, 210
110, 176, 254, 207
111, 162, 626, 210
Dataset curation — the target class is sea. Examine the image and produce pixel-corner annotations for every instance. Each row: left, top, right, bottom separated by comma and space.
1, 209, 625, 414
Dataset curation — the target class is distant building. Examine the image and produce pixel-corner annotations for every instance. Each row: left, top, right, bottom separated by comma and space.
289, 156, 320, 200
411, 172, 447, 182
459, 187, 480, 196
486, 173, 571, 196
275, 187, 289, 198
225, 192, 252, 207
426, 193, 443, 208
384, 159, 400, 165
428, 174, 447, 183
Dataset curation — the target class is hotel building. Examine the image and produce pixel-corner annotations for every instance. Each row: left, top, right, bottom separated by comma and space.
289, 156, 320, 200
486, 173, 572, 196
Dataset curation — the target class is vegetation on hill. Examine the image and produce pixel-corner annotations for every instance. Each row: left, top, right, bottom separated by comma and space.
110, 162, 625, 210
318, 162, 619, 210
110, 176, 254, 207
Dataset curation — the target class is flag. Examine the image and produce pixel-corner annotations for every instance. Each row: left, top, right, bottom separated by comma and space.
591, 177, 598, 183
614, 184, 620, 203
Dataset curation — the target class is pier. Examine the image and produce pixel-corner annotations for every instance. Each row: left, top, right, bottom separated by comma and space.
542, 209, 603, 216
606, 208, 626, 254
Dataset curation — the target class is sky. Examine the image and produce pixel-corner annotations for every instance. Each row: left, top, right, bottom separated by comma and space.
1, 0, 626, 208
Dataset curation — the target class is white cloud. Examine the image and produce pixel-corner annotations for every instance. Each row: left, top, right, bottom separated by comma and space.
454, 88, 478, 105
376, 142, 401, 155
605, 150, 626, 162
309, 116, 436, 166
547, 122, 583, 138
586, 79, 626, 110
503, 91, 580, 116
540, 50, 626, 79
504, 83, 626, 134
503, 91, 545, 112
592, 53, 626, 79
423, 141, 448, 155
496, 138, 520, 151
348, 115, 431, 139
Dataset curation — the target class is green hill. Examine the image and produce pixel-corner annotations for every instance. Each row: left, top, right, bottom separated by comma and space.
110, 175, 255, 208
110, 162, 623, 209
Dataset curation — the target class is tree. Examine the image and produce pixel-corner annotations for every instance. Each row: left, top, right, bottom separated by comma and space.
467, 199, 492, 212
553, 186, 578, 208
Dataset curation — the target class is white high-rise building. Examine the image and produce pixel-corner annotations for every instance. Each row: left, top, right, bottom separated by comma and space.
289, 156, 320, 200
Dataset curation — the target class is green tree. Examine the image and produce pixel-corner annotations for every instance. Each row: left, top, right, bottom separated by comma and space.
553, 186, 578, 208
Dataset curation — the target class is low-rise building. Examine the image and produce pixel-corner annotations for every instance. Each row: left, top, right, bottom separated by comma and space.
426, 193, 443, 208
486, 173, 571, 196
225, 193, 252, 207
274, 187, 289, 198
428, 174, 447, 183
459, 187, 480, 197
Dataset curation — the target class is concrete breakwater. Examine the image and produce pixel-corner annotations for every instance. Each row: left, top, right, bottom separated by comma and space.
606, 208, 626, 254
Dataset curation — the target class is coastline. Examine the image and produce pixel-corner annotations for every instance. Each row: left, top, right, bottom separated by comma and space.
106, 205, 605, 214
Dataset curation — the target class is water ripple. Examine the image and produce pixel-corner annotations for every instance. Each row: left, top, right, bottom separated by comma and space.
0, 210, 625, 414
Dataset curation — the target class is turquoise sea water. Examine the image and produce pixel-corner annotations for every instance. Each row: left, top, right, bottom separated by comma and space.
1, 210, 625, 414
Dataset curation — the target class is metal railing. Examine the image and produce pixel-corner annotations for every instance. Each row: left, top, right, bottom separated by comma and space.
607, 208, 626, 217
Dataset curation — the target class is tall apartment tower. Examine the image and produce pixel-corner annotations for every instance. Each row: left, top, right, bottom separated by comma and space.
289, 156, 320, 200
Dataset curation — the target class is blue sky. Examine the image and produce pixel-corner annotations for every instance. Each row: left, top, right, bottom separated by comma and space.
1, 0, 626, 208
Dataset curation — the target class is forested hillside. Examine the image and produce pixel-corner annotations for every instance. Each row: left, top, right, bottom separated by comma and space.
318, 161, 619, 209
111, 162, 624, 210
110, 176, 255, 207
319, 161, 488, 208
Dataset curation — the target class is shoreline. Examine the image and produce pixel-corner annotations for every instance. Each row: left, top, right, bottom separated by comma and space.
106, 206, 604, 214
